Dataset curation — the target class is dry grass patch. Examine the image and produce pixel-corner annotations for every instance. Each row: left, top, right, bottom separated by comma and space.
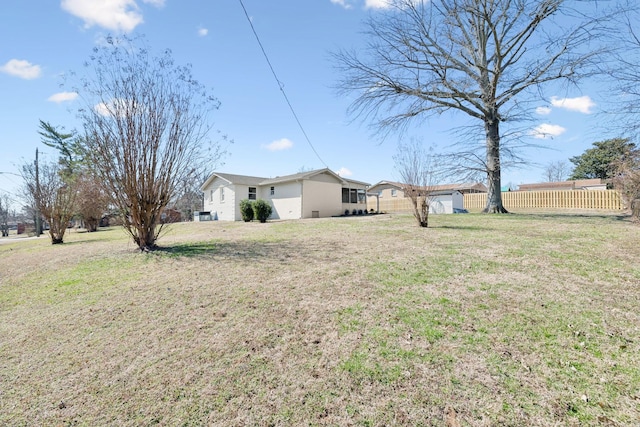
1, 213, 639, 426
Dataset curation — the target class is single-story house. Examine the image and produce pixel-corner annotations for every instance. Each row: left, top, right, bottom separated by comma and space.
367, 181, 485, 214
199, 168, 370, 221
517, 179, 607, 191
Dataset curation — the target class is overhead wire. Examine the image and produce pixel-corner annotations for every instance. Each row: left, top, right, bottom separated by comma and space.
237, 0, 329, 169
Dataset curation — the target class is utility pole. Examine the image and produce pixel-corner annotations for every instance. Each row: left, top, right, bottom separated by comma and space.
35, 148, 41, 236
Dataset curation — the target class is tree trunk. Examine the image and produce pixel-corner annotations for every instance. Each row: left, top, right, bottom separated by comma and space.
631, 199, 640, 219
483, 118, 508, 213
408, 195, 429, 227
85, 217, 99, 232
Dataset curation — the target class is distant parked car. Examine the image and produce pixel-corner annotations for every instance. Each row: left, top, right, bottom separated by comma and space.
453, 208, 469, 214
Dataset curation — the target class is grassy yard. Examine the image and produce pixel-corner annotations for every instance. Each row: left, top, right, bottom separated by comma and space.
1, 213, 639, 426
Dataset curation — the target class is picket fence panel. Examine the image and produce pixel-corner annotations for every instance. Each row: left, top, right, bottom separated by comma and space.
367, 197, 415, 213
463, 190, 622, 211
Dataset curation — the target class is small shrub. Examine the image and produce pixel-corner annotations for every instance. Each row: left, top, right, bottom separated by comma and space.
352, 209, 357, 215
358, 209, 363, 215
239, 199, 254, 222
345, 209, 350, 216
253, 199, 273, 223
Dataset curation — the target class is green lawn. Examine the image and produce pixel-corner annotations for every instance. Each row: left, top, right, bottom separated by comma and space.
1, 212, 638, 426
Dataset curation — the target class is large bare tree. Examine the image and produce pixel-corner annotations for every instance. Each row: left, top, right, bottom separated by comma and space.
74, 36, 222, 250
335, 0, 607, 213
605, 2, 640, 137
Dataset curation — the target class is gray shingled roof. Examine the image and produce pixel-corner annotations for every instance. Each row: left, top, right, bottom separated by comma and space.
202, 168, 370, 190
259, 169, 327, 185
213, 172, 266, 186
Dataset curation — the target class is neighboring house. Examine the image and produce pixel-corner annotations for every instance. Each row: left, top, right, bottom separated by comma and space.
517, 179, 606, 191
160, 208, 182, 224
367, 181, 485, 214
199, 168, 370, 221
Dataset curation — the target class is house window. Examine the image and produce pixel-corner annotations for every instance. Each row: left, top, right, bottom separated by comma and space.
342, 188, 350, 203
358, 189, 366, 204
220, 187, 225, 202
210, 190, 214, 202
350, 189, 357, 204
248, 187, 257, 200
391, 189, 397, 197
270, 186, 275, 196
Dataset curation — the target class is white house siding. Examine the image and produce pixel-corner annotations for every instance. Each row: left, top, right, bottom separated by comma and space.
202, 178, 238, 221
228, 184, 250, 221
201, 169, 371, 221
202, 179, 224, 221
268, 181, 302, 220
218, 183, 236, 221
302, 180, 342, 218
308, 172, 339, 184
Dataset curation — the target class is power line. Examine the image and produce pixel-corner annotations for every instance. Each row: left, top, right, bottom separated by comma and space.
237, 0, 329, 169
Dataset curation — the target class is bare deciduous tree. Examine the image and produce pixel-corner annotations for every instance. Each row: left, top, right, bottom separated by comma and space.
0, 193, 10, 237
544, 161, 571, 182
37, 121, 109, 232
21, 160, 77, 244
612, 147, 640, 216
335, 0, 607, 213
74, 36, 223, 250
605, 2, 640, 138
75, 172, 110, 232
394, 139, 437, 227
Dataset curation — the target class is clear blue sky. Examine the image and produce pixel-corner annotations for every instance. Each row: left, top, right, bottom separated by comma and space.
0, 0, 621, 209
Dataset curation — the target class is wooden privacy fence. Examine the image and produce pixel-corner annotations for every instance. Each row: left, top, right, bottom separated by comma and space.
464, 190, 622, 210
367, 197, 415, 213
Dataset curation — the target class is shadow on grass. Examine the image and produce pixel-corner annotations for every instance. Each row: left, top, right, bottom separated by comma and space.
434, 225, 494, 231
153, 240, 332, 263
155, 241, 221, 258
508, 212, 630, 221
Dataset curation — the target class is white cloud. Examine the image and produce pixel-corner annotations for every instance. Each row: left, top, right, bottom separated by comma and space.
61, 0, 163, 33
94, 98, 136, 117
48, 92, 78, 103
94, 101, 113, 117
330, 0, 353, 9
263, 138, 293, 151
0, 59, 42, 79
536, 106, 551, 116
336, 167, 353, 177
532, 123, 566, 139
550, 96, 595, 114
365, 0, 392, 9
198, 27, 208, 37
